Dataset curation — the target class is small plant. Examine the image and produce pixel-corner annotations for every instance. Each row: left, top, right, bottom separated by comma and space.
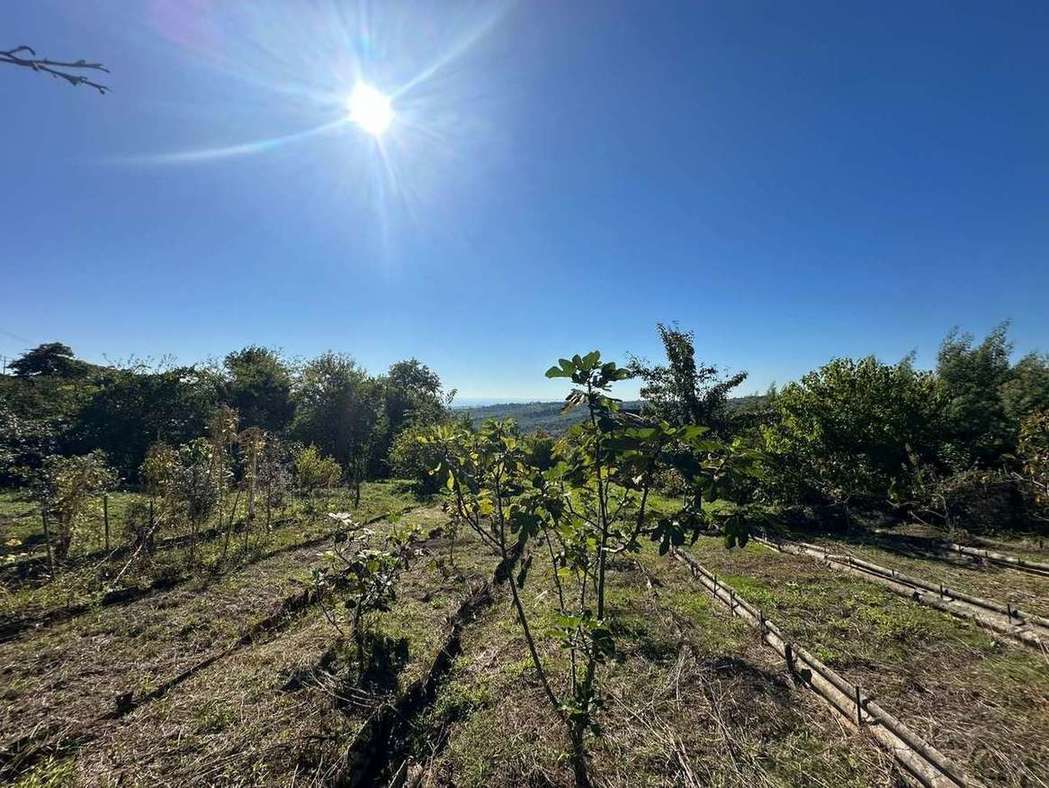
208, 406, 239, 559
314, 514, 416, 668
232, 426, 266, 552
176, 438, 224, 560
35, 451, 118, 563
139, 442, 182, 554
258, 435, 292, 530
420, 351, 752, 786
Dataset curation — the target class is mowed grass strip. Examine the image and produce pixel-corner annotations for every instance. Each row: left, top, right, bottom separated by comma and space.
65, 519, 499, 786
806, 534, 1049, 620
884, 522, 1049, 565
683, 536, 1049, 786
0, 487, 422, 776
412, 543, 898, 787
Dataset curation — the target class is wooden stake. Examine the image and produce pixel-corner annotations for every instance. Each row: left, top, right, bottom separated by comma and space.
42, 510, 54, 575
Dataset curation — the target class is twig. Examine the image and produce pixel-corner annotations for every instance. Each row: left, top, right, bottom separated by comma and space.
1, 45, 110, 94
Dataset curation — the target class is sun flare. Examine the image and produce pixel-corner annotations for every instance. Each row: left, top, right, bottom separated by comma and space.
348, 82, 394, 137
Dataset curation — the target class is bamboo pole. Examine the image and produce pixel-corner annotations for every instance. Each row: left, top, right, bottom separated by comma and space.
671, 547, 975, 787
762, 537, 1049, 640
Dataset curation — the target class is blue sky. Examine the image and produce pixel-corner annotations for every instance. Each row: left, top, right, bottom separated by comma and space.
2, 1, 1047, 400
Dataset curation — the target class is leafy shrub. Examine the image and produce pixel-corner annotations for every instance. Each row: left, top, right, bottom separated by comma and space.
1017, 411, 1049, 525
314, 514, 415, 666
294, 445, 342, 495
420, 351, 760, 783
388, 423, 445, 494
760, 356, 943, 518
35, 451, 119, 561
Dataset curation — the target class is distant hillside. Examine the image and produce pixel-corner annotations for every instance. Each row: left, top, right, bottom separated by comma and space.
456, 400, 612, 433
459, 395, 769, 434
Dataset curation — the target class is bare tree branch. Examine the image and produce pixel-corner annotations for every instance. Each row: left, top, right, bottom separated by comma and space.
1, 45, 110, 94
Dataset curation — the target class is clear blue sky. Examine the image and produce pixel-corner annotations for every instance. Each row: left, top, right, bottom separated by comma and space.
3, 1, 1047, 400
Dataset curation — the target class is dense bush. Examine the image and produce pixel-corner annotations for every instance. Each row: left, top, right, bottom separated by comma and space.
293, 445, 342, 495
1017, 411, 1049, 525
760, 356, 943, 515
388, 423, 445, 494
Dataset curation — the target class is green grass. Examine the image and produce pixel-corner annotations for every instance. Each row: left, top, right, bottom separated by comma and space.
678, 536, 1049, 784
0, 481, 419, 625
5, 483, 1047, 786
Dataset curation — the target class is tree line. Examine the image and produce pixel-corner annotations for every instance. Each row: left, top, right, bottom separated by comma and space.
2, 322, 1047, 538
629, 322, 1049, 533
0, 342, 450, 492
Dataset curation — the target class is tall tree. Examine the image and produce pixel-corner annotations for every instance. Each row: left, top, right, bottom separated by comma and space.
937, 324, 1015, 467
72, 365, 224, 481
222, 346, 294, 433
291, 353, 386, 506
9, 342, 87, 379
384, 359, 447, 434
629, 323, 747, 435
1001, 353, 1049, 425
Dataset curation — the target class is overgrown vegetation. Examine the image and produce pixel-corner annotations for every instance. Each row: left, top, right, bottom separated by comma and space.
2, 324, 1048, 785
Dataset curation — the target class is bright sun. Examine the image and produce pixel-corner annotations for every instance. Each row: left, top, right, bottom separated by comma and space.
348, 82, 394, 137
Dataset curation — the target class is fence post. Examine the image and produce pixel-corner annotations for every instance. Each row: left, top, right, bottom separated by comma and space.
103, 494, 110, 552
42, 509, 54, 575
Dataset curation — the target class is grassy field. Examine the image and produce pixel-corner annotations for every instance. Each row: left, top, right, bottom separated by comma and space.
2, 485, 1048, 786
684, 536, 1049, 785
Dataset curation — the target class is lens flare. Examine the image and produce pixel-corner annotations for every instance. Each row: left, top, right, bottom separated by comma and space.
348, 82, 393, 137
